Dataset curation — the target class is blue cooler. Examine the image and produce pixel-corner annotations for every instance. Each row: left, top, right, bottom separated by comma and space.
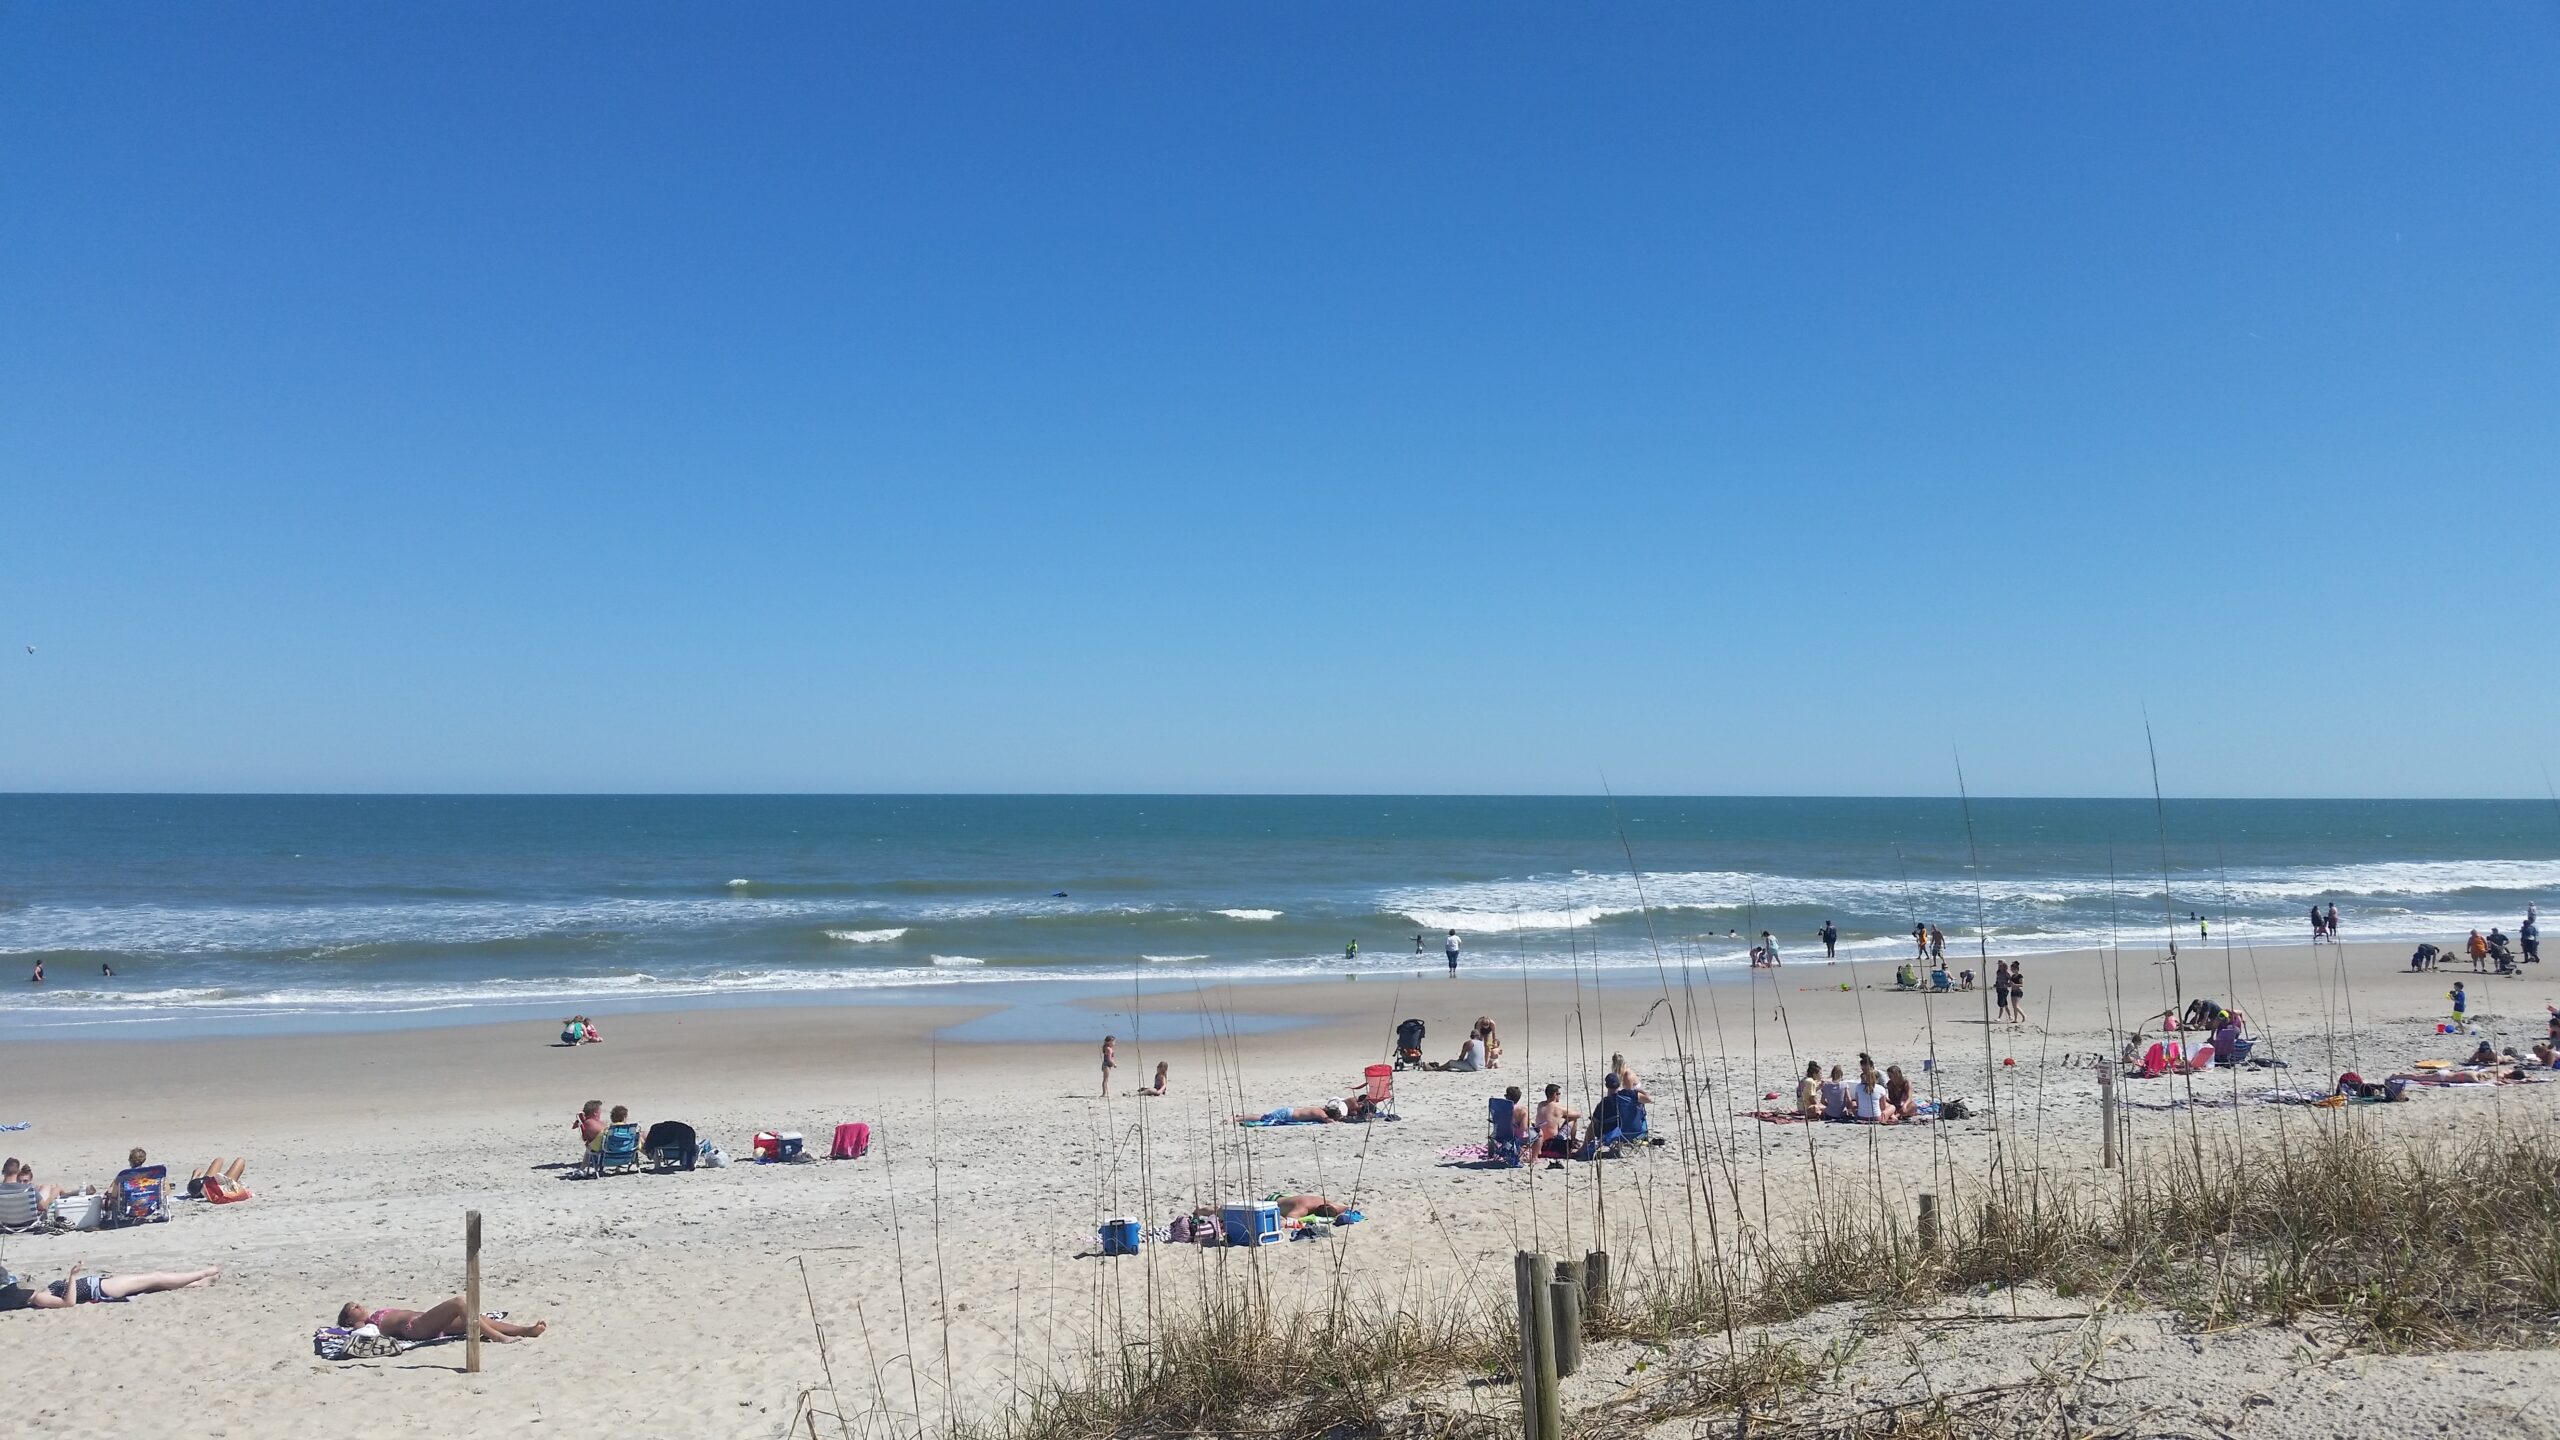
775, 1132, 804, 1161
1222, 1200, 1282, 1248
1099, 1217, 1142, 1256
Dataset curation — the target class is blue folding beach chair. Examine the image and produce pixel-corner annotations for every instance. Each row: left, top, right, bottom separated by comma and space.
0, 1182, 52, 1234
1486, 1097, 1524, 1168
106, 1165, 168, 1226
586, 1124, 642, 1177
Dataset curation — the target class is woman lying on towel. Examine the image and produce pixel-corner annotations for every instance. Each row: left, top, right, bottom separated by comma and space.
337, 1298, 548, 1343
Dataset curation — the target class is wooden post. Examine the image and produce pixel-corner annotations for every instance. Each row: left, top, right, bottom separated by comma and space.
464, 1209, 483, 1374
1583, 1249, 1611, 1318
1917, 1193, 1940, 1256
1529, 1252, 1562, 1440
1549, 1260, 1584, 1378
1514, 1251, 1543, 1440
2099, 1068, 2119, 1170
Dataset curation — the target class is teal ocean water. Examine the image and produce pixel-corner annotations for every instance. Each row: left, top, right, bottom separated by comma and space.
1, 796, 2552, 1029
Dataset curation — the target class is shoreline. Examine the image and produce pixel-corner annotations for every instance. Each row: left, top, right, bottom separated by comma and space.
0, 933, 2448, 1043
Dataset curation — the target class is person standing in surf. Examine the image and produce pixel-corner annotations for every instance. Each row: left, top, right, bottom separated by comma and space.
1818, 920, 1837, 959
1444, 929, 1461, 975
2325, 903, 2340, 941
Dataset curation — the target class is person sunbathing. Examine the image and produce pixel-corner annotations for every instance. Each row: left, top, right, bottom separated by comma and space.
2468, 1040, 2510, 1068
1194, 1194, 1348, 1222
1238, 1097, 1355, 1125
337, 1298, 547, 1343
186, 1157, 250, 1200
2, 1261, 220, 1311
2533, 1041, 2559, 1068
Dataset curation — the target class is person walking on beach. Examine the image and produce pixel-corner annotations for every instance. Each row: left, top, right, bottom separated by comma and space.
1991, 962, 2012, 1023
1912, 924, 1928, 962
1819, 921, 1837, 959
1444, 929, 1461, 975
2309, 905, 2325, 944
2324, 903, 2340, 941
2009, 959, 2029, 1025
2523, 908, 2541, 964
1759, 930, 1781, 967
1928, 925, 1945, 962
1100, 1035, 1117, 1097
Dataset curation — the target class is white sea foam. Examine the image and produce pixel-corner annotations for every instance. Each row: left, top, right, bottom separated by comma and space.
825, 927, 909, 944
727, 878, 752, 889
1140, 953, 1208, 963
929, 954, 987, 967
1214, 909, 1282, 921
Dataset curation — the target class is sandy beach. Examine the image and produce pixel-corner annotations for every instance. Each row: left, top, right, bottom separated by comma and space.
4, 940, 2556, 1438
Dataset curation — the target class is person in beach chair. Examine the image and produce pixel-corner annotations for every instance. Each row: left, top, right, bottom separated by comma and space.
1929, 962, 1952, 991
105, 1163, 168, 1227
1392, 1018, 1427, 1070
1532, 1084, 1582, 1158
1581, 1074, 1652, 1155
1894, 964, 1917, 990
583, 1107, 642, 1176
337, 1297, 548, 1343
642, 1120, 698, 1172
1, 1158, 63, 1214
1486, 1088, 1527, 1167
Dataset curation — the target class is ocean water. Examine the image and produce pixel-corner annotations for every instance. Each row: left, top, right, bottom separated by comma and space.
0, 795, 2552, 1030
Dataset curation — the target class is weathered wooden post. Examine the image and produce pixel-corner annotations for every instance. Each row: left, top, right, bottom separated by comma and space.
2099, 1067, 2119, 1169
1917, 1193, 1940, 1256
465, 1209, 483, 1374
1583, 1249, 1612, 1317
1529, 1252, 1561, 1438
1549, 1258, 1584, 1378
1514, 1251, 1544, 1440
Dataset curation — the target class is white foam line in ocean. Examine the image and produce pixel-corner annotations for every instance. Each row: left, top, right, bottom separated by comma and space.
825, 927, 908, 943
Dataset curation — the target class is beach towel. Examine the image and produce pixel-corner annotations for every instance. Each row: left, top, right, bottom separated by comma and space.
1742, 1109, 1812, 1124
0, 1122, 28, 1132
829, 1123, 870, 1160
1437, 1144, 1493, 1162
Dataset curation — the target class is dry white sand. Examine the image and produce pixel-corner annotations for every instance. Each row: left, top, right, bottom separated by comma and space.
2, 941, 2554, 1438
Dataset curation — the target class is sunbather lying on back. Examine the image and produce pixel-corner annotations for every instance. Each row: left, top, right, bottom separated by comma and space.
3, 1261, 220, 1311
1194, 1194, 1348, 1221
337, 1298, 548, 1343
1237, 1097, 1355, 1125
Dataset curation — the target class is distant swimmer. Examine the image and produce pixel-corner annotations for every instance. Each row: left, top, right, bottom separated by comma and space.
28, 960, 42, 984
1413, 934, 1425, 953
100, 963, 115, 977
1052, 891, 1069, 898
1344, 939, 1359, 960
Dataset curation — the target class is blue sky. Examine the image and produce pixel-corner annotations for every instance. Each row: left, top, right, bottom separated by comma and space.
3, 5, 2553, 795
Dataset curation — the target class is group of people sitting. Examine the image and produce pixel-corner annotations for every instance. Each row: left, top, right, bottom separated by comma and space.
558, 1015, 605, 1044
1490, 1053, 1653, 1160
1892, 962, 1975, 992
1792, 1054, 1924, 1123
3, 1149, 251, 1214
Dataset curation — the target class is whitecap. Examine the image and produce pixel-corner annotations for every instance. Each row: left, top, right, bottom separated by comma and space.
1214, 908, 1282, 921
825, 927, 909, 944
1140, 953, 1208, 963
929, 954, 987, 967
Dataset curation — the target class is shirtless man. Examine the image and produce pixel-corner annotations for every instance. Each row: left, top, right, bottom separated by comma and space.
1533, 1083, 1581, 1154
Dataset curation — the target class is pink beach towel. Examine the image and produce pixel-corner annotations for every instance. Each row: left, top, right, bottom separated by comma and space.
829, 1123, 871, 1160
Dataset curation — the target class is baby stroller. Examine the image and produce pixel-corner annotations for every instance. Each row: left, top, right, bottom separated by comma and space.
1392, 1018, 1427, 1070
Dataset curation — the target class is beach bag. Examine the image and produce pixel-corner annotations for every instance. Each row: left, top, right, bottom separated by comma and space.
1939, 1099, 1972, 1121
699, 1143, 728, 1169
314, 1327, 352, 1360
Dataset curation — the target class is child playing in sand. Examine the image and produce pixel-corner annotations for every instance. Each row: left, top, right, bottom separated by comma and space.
1137, 1060, 1169, 1096
1100, 1036, 1117, 1097
2450, 982, 2467, 1024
